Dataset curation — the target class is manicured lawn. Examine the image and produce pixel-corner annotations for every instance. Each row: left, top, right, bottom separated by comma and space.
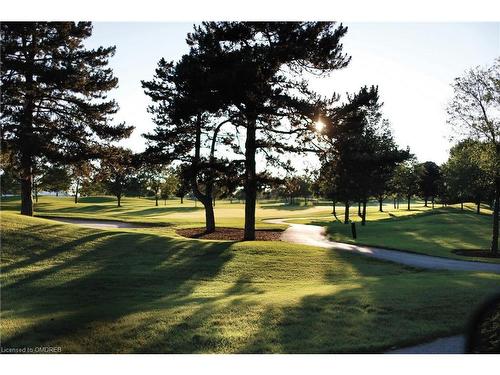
1, 211, 500, 353
0, 195, 336, 229
288, 203, 500, 264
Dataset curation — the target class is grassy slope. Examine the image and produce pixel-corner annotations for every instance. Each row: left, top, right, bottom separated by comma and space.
1, 211, 500, 353
1, 196, 497, 262
289, 204, 499, 263
0, 196, 336, 229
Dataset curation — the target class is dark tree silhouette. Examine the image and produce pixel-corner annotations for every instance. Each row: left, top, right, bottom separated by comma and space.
418, 161, 442, 208
97, 147, 135, 207
68, 160, 92, 203
174, 164, 191, 204
0, 22, 132, 216
186, 22, 351, 240
391, 159, 421, 211
39, 164, 71, 196
142, 56, 233, 233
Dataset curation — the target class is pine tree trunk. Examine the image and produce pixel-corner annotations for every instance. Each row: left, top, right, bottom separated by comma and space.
243, 117, 257, 240
332, 200, 336, 215
491, 177, 499, 255
155, 195, 158, 206
424, 197, 428, 207
477, 200, 481, 214
20, 162, 33, 216
190, 114, 216, 234
379, 197, 383, 212
181, 196, 183, 204
358, 201, 361, 216
407, 195, 411, 211
461, 201, 463, 210
361, 200, 367, 226
20, 48, 35, 216
117, 194, 121, 207
204, 198, 216, 233
75, 179, 79, 204
432, 197, 435, 209
344, 201, 350, 224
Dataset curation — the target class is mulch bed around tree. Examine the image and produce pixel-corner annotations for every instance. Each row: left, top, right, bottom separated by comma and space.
176, 227, 283, 241
453, 249, 500, 259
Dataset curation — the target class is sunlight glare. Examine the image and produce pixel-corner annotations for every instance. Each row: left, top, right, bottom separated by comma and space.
315, 119, 325, 133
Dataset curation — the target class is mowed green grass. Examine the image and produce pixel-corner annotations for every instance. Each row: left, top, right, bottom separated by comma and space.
1, 211, 500, 353
0, 195, 336, 229
289, 203, 499, 263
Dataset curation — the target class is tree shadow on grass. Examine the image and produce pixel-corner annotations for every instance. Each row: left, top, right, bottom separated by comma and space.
129, 206, 203, 217
238, 250, 498, 353
259, 203, 315, 211
1, 230, 235, 351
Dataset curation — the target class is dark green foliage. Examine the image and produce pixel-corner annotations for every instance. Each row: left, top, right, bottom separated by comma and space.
39, 164, 71, 194
319, 86, 410, 223
184, 22, 351, 239
0, 22, 133, 215
96, 147, 135, 207
418, 161, 442, 207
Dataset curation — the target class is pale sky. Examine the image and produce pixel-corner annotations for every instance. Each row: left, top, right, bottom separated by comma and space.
86, 22, 500, 167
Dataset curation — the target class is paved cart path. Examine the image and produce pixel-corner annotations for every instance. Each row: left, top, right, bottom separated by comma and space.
387, 335, 465, 354
264, 218, 500, 273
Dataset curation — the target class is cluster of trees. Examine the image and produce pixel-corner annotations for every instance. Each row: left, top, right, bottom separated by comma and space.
141, 22, 351, 238
1, 22, 498, 252
316, 86, 410, 224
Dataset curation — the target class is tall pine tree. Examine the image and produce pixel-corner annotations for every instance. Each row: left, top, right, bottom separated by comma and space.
1, 22, 132, 215
186, 22, 350, 240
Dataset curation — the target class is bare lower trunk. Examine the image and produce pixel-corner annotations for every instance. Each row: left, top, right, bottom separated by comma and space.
344, 201, 350, 224
75, 179, 79, 204
117, 194, 121, 207
155, 195, 158, 206
20, 162, 33, 216
407, 195, 411, 211
190, 114, 216, 233
431, 197, 435, 209
379, 197, 383, 212
180, 196, 183, 204
204, 199, 215, 233
358, 201, 361, 216
477, 200, 481, 214
461, 201, 463, 210
361, 200, 367, 226
243, 117, 257, 240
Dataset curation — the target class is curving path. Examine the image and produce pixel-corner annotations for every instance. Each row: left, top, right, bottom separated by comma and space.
387, 335, 465, 354
265, 218, 500, 273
